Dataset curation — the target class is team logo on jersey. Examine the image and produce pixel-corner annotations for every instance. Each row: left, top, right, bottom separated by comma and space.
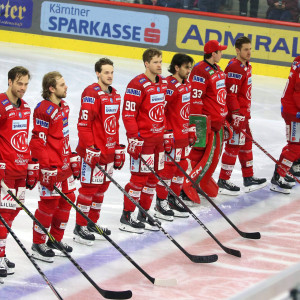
180, 103, 190, 121
11, 131, 28, 152
94, 86, 100, 91
216, 79, 225, 90
217, 89, 227, 105
192, 75, 205, 83
105, 105, 119, 114
62, 112, 65, 117
110, 98, 113, 103
46, 105, 54, 115
149, 103, 164, 122
1, 99, 9, 106
246, 86, 251, 100
18, 112, 22, 118
157, 87, 160, 92
205, 66, 210, 71
104, 115, 117, 135
248, 76, 252, 85
227, 72, 242, 80
139, 78, 146, 84
182, 93, 190, 103
83, 96, 95, 104
126, 88, 141, 96
12, 119, 27, 130
36, 118, 49, 128
150, 93, 164, 103
166, 89, 174, 96
171, 79, 176, 84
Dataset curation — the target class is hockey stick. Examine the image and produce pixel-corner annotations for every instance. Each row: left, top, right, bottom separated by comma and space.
0, 180, 132, 300
140, 157, 241, 258
0, 214, 63, 300
242, 130, 300, 184
53, 186, 177, 287
96, 164, 218, 264
166, 153, 261, 240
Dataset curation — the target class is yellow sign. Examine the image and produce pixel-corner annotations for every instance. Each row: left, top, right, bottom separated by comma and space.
176, 18, 300, 63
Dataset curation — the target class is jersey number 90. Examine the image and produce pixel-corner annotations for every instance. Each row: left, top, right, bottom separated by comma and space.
124, 101, 136, 111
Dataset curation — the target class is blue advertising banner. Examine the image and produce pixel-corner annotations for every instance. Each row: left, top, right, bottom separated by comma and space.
0, 0, 33, 28
40, 1, 169, 46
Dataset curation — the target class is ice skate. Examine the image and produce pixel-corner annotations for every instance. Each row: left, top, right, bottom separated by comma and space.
73, 224, 95, 246
168, 194, 189, 218
137, 209, 161, 231
154, 197, 174, 221
0, 257, 7, 284
218, 179, 241, 196
119, 210, 145, 234
47, 240, 73, 256
31, 243, 55, 263
4, 256, 15, 275
87, 223, 111, 240
243, 176, 267, 193
270, 171, 293, 194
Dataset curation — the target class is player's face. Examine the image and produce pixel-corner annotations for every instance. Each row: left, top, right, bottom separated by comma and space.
53, 77, 67, 99
213, 51, 223, 63
237, 43, 252, 62
177, 62, 192, 80
9, 75, 29, 99
146, 55, 162, 75
97, 64, 114, 87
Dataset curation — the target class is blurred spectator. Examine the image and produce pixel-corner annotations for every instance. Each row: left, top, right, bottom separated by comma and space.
198, 0, 221, 12
267, 0, 299, 22
142, 0, 181, 7
239, 0, 259, 17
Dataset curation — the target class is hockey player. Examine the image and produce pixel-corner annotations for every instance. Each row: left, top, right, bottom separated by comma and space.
73, 58, 124, 245
270, 55, 300, 194
30, 72, 78, 262
155, 53, 195, 220
182, 40, 229, 204
120, 48, 170, 233
218, 36, 267, 195
0, 66, 38, 282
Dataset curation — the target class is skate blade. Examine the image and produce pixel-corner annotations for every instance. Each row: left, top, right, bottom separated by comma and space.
218, 188, 240, 196
0, 277, 5, 284
119, 224, 144, 234
31, 252, 54, 263
7, 268, 14, 275
144, 223, 160, 231
173, 211, 189, 218
244, 181, 268, 193
270, 184, 291, 194
73, 236, 94, 246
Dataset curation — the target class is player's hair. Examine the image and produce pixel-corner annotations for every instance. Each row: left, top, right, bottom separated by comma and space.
8, 66, 30, 82
168, 53, 194, 74
42, 71, 62, 99
95, 58, 114, 73
235, 36, 251, 50
143, 48, 162, 63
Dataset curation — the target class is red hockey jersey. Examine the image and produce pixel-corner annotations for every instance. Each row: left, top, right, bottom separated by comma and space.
281, 57, 300, 121
76, 83, 121, 163
0, 93, 31, 179
30, 99, 72, 181
165, 75, 191, 147
122, 74, 168, 140
189, 61, 227, 131
224, 58, 252, 118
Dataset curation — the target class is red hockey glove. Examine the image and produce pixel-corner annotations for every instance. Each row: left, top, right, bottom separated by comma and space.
40, 167, 57, 192
223, 120, 233, 142
70, 152, 81, 180
0, 161, 5, 182
188, 124, 197, 146
114, 144, 126, 170
164, 130, 174, 154
26, 158, 39, 190
127, 137, 144, 160
231, 113, 245, 133
85, 147, 101, 168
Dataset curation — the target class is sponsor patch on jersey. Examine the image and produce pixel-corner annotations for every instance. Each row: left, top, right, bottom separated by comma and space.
51, 109, 59, 120
291, 122, 300, 142
171, 79, 176, 84
5, 105, 13, 111
83, 96, 95, 104
1, 99, 9, 106
105, 105, 119, 114
209, 70, 214, 75
227, 72, 242, 80
248, 76, 252, 85
157, 87, 160, 92
126, 88, 141, 96
94, 86, 100, 91
46, 105, 54, 115
166, 89, 174, 96
216, 79, 225, 90
23, 111, 30, 116
63, 117, 68, 126
63, 126, 69, 137
143, 82, 151, 88
150, 93, 164, 103
36, 118, 49, 128
12, 119, 27, 130
139, 78, 146, 83
192, 75, 205, 83
182, 93, 190, 103
205, 66, 211, 71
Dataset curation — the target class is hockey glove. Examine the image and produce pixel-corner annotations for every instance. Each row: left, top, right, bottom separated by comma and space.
223, 120, 233, 142
0, 161, 5, 182
26, 158, 39, 190
164, 130, 174, 154
40, 167, 58, 192
85, 147, 101, 168
231, 113, 245, 134
188, 124, 197, 146
127, 137, 144, 160
70, 152, 81, 180
114, 144, 126, 170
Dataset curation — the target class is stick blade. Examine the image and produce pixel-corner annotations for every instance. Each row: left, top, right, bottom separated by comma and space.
154, 278, 178, 287
239, 231, 261, 239
189, 254, 218, 263
102, 290, 132, 299
224, 247, 241, 258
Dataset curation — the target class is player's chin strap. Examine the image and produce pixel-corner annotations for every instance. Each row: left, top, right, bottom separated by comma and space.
165, 154, 261, 240
0, 180, 132, 300
241, 130, 300, 185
